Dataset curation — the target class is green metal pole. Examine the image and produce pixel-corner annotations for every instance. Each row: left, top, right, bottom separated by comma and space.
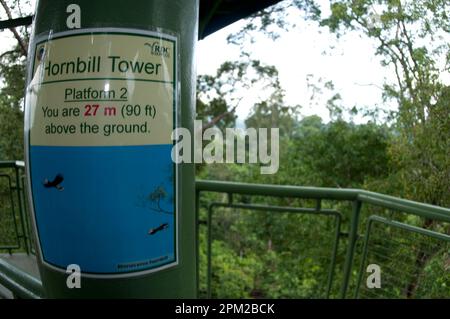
354, 217, 375, 299
206, 204, 213, 299
15, 166, 29, 254
325, 214, 341, 299
26, 0, 198, 298
340, 200, 362, 298
195, 189, 200, 296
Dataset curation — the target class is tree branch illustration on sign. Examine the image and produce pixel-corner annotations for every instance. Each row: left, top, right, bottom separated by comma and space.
138, 184, 173, 215
148, 185, 172, 214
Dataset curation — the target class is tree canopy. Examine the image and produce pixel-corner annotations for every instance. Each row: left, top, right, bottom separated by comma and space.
0, 0, 448, 299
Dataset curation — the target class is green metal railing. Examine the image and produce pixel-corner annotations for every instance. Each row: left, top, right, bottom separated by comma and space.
0, 161, 41, 298
0, 257, 43, 299
355, 216, 450, 298
0, 161, 31, 255
196, 180, 450, 299
1, 163, 449, 298
205, 202, 342, 298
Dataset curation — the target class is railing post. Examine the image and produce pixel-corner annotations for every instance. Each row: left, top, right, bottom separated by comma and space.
325, 213, 341, 298
20, 175, 34, 254
195, 189, 200, 296
340, 200, 362, 298
15, 166, 29, 254
207, 204, 213, 298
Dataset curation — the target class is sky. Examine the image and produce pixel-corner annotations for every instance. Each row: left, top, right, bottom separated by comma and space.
0, 0, 398, 124
196, 5, 397, 123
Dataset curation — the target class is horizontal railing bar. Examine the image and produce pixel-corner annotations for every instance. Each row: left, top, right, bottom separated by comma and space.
0, 258, 43, 299
0, 272, 41, 299
208, 202, 342, 217
196, 180, 450, 222
0, 246, 20, 250
0, 161, 25, 169
368, 215, 450, 242
357, 192, 450, 222
196, 180, 359, 200
0, 16, 33, 30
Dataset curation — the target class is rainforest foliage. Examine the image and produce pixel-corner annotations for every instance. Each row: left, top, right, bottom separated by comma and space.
0, 0, 449, 298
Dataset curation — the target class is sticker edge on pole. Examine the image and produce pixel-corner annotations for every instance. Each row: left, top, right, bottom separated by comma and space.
25, 27, 180, 279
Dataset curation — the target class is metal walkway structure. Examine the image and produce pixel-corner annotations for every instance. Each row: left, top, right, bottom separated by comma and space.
1, 161, 449, 298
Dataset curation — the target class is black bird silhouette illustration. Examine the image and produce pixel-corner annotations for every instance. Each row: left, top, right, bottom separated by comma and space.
43, 174, 64, 191
148, 223, 169, 235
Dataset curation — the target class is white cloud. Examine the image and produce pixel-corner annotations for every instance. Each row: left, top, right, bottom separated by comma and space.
197, 7, 397, 124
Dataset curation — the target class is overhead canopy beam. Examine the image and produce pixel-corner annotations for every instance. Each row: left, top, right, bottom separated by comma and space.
0, 0, 283, 39
199, 0, 282, 39
0, 15, 32, 29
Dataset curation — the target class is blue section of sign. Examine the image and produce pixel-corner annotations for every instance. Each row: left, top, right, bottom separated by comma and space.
29, 145, 175, 274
